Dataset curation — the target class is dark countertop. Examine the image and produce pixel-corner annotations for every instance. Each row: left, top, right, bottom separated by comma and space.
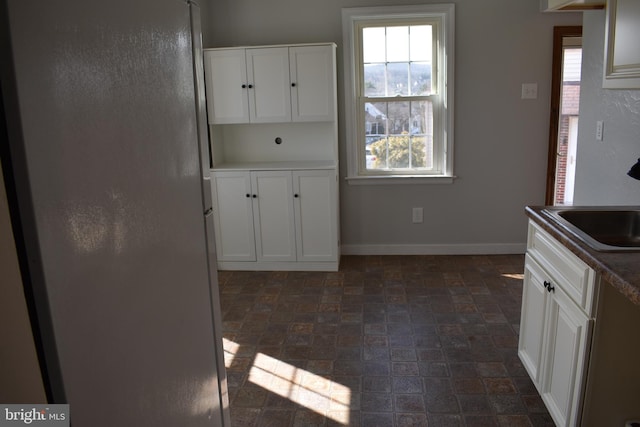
526, 206, 640, 307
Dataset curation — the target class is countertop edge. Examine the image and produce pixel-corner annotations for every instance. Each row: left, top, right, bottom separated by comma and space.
211, 160, 337, 171
526, 206, 640, 307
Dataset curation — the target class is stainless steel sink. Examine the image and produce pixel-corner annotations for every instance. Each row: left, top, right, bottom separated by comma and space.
541, 207, 640, 252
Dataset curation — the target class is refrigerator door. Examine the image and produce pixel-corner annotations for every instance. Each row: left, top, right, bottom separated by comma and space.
189, 0, 213, 213
189, 2, 229, 423
1, 0, 226, 425
204, 209, 230, 426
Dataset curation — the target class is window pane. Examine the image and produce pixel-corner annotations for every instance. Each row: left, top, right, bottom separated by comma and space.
363, 100, 434, 171
387, 101, 410, 134
371, 134, 413, 169
365, 102, 387, 170
364, 102, 387, 136
411, 101, 433, 169
370, 134, 431, 170
387, 62, 409, 96
409, 136, 430, 169
363, 25, 433, 98
410, 25, 432, 61
347, 5, 453, 177
386, 26, 409, 62
562, 48, 582, 82
410, 100, 432, 135
364, 63, 385, 96
367, 137, 386, 169
410, 62, 432, 95
387, 100, 411, 169
363, 27, 386, 63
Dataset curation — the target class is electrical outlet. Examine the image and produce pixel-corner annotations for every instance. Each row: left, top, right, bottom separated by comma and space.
412, 207, 423, 224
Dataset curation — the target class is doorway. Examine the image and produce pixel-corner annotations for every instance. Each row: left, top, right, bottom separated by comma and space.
546, 26, 582, 206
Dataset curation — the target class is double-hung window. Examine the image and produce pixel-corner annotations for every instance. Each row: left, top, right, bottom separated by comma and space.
342, 4, 455, 183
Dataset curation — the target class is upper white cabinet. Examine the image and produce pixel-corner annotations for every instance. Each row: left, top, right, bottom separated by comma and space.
204, 44, 336, 124
603, 0, 640, 89
202, 49, 249, 124
204, 43, 339, 271
289, 45, 336, 122
203, 47, 290, 123
540, 0, 604, 12
247, 48, 292, 123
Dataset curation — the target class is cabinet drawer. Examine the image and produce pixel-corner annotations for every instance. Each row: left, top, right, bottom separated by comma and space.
527, 221, 596, 315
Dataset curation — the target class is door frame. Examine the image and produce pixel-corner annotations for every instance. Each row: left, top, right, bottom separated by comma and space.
545, 26, 583, 205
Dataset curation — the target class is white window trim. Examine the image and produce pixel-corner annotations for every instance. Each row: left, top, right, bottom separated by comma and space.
341, 4, 455, 185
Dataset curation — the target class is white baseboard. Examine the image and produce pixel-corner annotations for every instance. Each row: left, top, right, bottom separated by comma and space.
216, 260, 340, 272
216, 245, 526, 270
340, 243, 527, 256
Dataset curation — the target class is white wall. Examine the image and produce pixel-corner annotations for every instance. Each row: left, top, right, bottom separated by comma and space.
203, 0, 582, 254
573, 11, 640, 205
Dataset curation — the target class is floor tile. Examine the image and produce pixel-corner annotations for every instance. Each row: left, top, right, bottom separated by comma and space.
218, 255, 553, 426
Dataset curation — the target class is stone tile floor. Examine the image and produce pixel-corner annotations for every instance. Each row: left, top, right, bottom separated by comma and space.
218, 255, 554, 426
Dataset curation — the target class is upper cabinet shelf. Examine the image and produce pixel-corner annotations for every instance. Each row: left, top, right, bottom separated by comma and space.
540, 0, 604, 11
203, 43, 339, 170
203, 43, 336, 124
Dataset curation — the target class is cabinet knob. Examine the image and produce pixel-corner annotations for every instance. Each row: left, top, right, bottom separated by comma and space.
294, 194, 299, 198
242, 84, 247, 89
291, 82, 296, 87
252, 194, 257, 198
248, 84, 253, 89
543, 281, 555, 293
246, 194, 250, 198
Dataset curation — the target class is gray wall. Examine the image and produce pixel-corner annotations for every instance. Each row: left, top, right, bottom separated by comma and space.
0, 162, 47, 403
573, 11, 640, 205
202, 1, 582, 254
198, 0, 214, 48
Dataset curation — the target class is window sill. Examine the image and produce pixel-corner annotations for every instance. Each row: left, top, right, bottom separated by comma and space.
346, 175, 456, 185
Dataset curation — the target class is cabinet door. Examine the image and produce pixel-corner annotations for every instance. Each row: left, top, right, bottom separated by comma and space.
211, 172, 256, 261
203, 49, 250, 124
293, 170, 338, 262
251, 171, 296, 262
518, 255, 549, 387
603, 0, 640, 89
289, 45, 336, 122
541, 284, 592, 427
246, 48, 291, 123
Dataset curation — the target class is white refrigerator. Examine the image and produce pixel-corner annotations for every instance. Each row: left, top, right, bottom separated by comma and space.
0, 0, 229, 425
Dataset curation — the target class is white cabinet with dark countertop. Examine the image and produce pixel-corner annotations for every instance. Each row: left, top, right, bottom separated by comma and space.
522, 206, 640, 426
519, 221, 596, 426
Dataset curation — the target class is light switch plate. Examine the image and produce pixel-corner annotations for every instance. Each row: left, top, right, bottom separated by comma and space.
521, 83, 538, 99
596, 120, 604, 141
412, 207, 423, 224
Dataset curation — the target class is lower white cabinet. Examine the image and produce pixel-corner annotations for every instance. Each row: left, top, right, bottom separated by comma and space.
542, 277, 590, 427
211, 168, 339, 271
519, 221, 595, 427
519, 256, 548, 384
293, 170, 339, 262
